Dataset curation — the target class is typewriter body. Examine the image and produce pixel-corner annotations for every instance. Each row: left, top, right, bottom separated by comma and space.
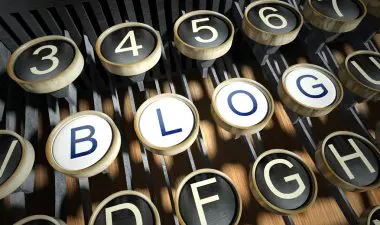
0, 0, 380, 224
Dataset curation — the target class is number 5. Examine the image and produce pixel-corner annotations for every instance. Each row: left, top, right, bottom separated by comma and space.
191, 18, 218, 43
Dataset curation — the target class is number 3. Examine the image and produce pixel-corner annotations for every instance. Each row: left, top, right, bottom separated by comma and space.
259, 7, 288, 29
191, 18, 218, 43
30, 45, 59, 75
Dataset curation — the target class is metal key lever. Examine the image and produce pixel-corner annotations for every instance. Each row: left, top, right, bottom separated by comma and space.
5, 80, 36, 222
46, 95, 68, 221
339, 15, 380, 52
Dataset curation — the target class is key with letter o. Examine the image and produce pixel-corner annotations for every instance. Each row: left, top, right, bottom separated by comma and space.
175, 168, 242, 225
316, 131, 380, 192
359, 205, 380, 225
302, 0, 367, 33
89, 190, 160, 225
95, 22, 162, 77
7, 35, 84, 94
46, 111, 121, 178
278, 63, 344, 117
134, 93, 200, 156
338, 50, 380, 100
250, 149, 318, 215
211, 78, 274, 135
174, 10, 234, 61
243, 0, 303, 46
14, 215, 66, 225
0, 130, 34, 199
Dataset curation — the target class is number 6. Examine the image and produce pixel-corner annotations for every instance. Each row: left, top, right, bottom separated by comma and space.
259, 7, 288, 29
191, 18, 218, 43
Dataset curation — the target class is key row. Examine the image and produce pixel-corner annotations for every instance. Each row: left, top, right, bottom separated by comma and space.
6, 131, 380, 224
6, 1, 380, 97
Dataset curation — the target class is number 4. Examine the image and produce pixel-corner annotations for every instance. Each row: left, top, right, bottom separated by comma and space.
115, 30, 143, 56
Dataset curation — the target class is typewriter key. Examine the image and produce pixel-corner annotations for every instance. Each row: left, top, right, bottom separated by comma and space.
359, 205, 380, 225
302, 0, 367, 33
89, 190, 160, 225
14, 215, 65, 225
7, 36, 84, 94
174, 10, 234, 60
0, 130, 34, 199
175, 169, 242, 225
278, 64, 343, 117
338, 50, 380, 100
96, 22, 162, 76
211, 78, 274, 135
316, 131, 380, 192
250, 149, 317, 215
242, 0, 303, 46
46, 111, 121, 178
134, 94, 200, 156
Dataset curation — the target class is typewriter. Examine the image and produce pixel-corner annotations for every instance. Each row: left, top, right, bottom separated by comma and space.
0, 0, 379, 224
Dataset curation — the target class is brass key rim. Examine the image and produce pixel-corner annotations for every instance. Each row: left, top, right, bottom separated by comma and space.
95, 22, 162, 76
338, 50, 380, 100
278, 63, 344, 117
89, 190, 161, 225
45, 110, 121, 178
250, 149, 318, 215
14, 215, 66, 225
175, 168, 242, 225
0, 130, 35, 200
174, 10, 235, 60
7, 35, 84, 94
243, 0, 303, 46
302, 0, 367, 33
316, 131, 380, 192
211, 78, 274, 135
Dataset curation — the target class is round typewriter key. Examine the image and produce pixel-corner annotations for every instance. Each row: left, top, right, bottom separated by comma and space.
0, 130, 34, 200
211, 78, 274, 135
302, 0, 366, 33
174, 10, 234, 60
89, 190, 160, 225
250, 149, 317, 215
7, 35, 84, 94
175, 169, 242, 225
278, 63, 343, 117
243, 0, 303, 46
14, 215, 65, 225
359, 205, 380, 225
316, 131, 380, 192
338, 50, 380, 100
96, 22, 162, 76
46, 111, 121, 178
134, 93, 200, 156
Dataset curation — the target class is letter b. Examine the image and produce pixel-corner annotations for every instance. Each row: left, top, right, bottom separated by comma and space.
71, 125, 97, 159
